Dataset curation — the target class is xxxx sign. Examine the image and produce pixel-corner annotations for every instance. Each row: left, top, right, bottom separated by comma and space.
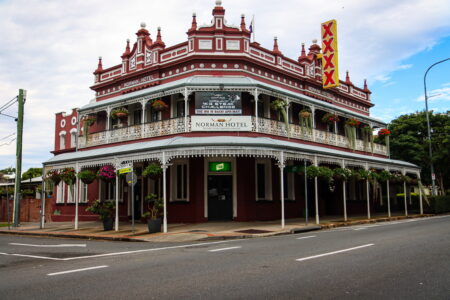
321, 19, 339, 89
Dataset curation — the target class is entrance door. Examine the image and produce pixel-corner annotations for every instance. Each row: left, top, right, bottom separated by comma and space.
133, 179, 142, 220
208, 175, 233, 221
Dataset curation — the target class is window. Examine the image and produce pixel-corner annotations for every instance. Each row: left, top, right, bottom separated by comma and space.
80, 182, 88, 203
101, 181, 115, 201
150, 108, 160, 122
255, 158, 272, 200
56, 182, 65, 203
171, 160, 188, 201
67, 184, 75, 203
176, 100, 185, 117
70, 131, 77, 148
59, 133, 66, 150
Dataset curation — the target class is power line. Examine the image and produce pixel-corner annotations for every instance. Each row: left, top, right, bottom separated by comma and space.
0, 96, 17, 111
0, 101, 18, 113
0, 112, 17, 119
0, 133, 15, 141
0, 138, 16, 147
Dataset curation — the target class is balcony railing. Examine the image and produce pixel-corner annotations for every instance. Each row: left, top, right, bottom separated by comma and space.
78, 116, 388, 156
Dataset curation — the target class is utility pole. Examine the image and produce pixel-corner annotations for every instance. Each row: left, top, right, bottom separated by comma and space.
13, 89, 25, 227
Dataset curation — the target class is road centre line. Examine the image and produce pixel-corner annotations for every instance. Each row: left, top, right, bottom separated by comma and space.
9, 243, 86, 248
296, 235, 316, 240
208, 246, 241, 252
47, 265, 108, 276
296, 243, 374, 262
0, 239, 244, 261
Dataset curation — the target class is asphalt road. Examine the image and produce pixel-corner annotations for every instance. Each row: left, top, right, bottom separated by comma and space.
0, 216, 449, 300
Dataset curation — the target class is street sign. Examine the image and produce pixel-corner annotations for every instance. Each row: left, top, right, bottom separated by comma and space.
126, 172, 137, 186
118, 163, 133, 174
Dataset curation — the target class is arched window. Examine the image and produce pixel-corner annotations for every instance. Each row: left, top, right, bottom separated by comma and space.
70, 129, 77, 148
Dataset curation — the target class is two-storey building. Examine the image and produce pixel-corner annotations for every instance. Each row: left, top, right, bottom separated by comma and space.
43, 1, 420, 231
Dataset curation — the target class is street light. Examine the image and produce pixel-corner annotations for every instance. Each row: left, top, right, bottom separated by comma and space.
423, 57, 450, 196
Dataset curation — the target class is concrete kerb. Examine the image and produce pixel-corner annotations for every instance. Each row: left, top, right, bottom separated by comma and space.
0, 214, 435, 242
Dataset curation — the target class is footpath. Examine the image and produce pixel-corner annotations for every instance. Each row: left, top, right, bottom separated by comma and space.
0, 214, 433, 243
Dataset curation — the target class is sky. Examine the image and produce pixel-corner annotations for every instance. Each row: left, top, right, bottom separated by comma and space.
0, 0, 449, 173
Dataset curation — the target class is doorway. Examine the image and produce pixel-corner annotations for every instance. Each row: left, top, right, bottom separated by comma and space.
208, 175, 233, 221
133, 179, 142, 220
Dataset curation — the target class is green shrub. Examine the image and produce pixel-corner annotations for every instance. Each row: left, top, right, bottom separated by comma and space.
425, 195, 450, 214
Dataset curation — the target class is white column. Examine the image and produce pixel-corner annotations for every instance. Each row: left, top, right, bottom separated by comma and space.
314, 156, 319, 224
40, 167, 46, 229
184, 88, 189, 133
162, 152, 168, 233
311, 106, 316, 142
279, 152, 285, 229
387, 179, 391, 217
74, 164, 79, 230
403, 180, 408, 216
366, 178, 370, 219
342, 160, 347, 221
254, 88, 259, 132
115, 167, 119, 231
417, 174, 423, 215
141, 100, 146, 138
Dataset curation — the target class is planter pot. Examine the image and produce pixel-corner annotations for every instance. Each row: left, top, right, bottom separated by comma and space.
103, 217, 114, 231
115, 112, 128, 119
299, 111, 311, 118
81, 177, 95, 185
147, 219, 162, 233
333, 174, 345, 181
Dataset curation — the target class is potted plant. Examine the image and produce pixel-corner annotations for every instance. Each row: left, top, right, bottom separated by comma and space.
299, 108, 312, 135
97, 165, 116, 182
82, 114, 96, 142
111, 107, 129, 119
321, 113, 339, 125
77, 169, 97, 184
345, 118, 360, 150
142, 163, 163, 180
142, 193, 164, 233
361, 125, 374, 152
378, 128, 391, 154
270, 99, 290, 138
377, 170, 392, 182
46, 169, 61, 186
86, 199, 116, 231
333, 168, 352, 181
151, 99, 169, 111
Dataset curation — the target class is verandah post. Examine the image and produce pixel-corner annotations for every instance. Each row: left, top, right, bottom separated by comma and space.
279, 152, 285, 229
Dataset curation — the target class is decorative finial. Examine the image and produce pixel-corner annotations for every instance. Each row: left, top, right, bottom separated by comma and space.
216, 0, 222, 6
273, 36, 281, 55
241, 14, 245, 17
140, 22, 146, 28
193, 12, 196, 17
312, 39, 318, 44
364, 79, 369, 91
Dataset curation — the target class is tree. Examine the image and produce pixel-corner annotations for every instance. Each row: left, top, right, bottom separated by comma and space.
0, 167, 15, 174
21, 168, 43, 181
387, 111, 450, 193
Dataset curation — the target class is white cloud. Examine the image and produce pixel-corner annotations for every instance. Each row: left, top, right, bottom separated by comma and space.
1, 0, 450, 170
416, 83, 450, 102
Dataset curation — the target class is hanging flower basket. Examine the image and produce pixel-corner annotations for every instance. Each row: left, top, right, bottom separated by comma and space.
333, 168, 352, 181
270, 99, 290, 138
46, 170, 61, 186
111, 107, 129, 119
77, 169, 97, 185
61, 167, 76, 186
151, 99, 169, 111
362, 125, 374, 152
97, 165, 116, 182
378, 128, 391, 137
345, 118, 361, 127
142, 163, 163, 180
321, 113, 340, 125
299, 109, 311, 119
299, 109, 312, 135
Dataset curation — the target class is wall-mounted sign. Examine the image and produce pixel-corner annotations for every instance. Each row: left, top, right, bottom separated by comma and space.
191, 115, 252, 131
209, 162, 232, 172
195, 92, 242, 115
321, 19, 339, 89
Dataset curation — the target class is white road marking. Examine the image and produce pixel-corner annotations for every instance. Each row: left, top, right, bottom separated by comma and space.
296, 243, 374, 262
47, 265, 108, 276
0, 239, 243, 261
296, 235, 316, 240
208, 246, 241, 252
9, 243, 86, 248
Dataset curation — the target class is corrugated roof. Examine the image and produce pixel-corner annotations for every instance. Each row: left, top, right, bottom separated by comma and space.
44, 136, 417, 169
80, 76, 385, 126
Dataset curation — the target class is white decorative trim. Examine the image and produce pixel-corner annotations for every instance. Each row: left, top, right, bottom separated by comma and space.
60, 119, 66, 128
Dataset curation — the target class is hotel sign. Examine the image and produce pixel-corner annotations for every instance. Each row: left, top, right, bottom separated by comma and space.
321, 19, 339, 89
195, 92, 242, 114
191, 115, 252, 131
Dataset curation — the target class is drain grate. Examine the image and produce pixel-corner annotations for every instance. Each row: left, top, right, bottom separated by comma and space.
235, 229, 273, 234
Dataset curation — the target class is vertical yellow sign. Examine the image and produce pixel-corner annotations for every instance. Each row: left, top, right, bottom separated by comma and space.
321, 19, 339, 89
